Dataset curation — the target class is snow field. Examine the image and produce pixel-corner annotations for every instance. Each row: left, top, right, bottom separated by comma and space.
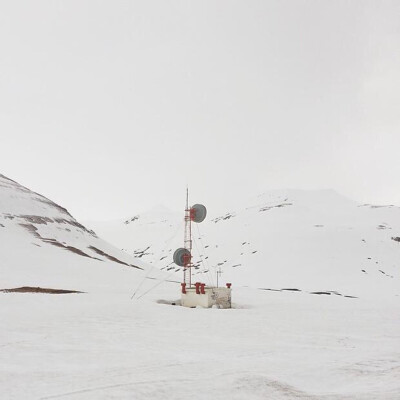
1, 285, 399, 399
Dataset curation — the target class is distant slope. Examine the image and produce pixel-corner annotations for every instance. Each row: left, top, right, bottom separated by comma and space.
88, 190, 400, 298
0, 174, 155, 293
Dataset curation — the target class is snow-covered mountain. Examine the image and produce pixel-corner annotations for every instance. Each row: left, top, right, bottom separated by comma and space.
88, 189, 400, 299
0, 174, 152, 293
2, 178, 399, 399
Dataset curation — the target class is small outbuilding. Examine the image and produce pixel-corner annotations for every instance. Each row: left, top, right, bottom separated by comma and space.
181, 282, 232, 308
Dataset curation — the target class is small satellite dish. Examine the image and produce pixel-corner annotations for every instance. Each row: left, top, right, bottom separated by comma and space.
173, 248, 191, 266
191, 204, 207, 223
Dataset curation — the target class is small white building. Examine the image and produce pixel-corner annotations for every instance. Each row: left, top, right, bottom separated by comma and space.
181, 283, 232, 308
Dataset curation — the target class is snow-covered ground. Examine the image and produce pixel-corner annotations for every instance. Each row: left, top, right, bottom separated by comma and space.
1, 175, 400, 399
1, 286, 399, 399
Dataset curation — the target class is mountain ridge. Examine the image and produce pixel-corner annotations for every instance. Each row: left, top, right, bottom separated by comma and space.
88, 189, 400, 299
0, 173, 156, 292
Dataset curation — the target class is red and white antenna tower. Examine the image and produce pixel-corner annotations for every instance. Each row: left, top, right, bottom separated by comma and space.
173, 189, 207, 290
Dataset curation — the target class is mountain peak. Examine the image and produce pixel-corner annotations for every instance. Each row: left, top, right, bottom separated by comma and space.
0, 174, 72, 218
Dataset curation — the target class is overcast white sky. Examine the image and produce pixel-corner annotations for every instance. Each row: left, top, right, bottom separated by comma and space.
1, 0, 399, 220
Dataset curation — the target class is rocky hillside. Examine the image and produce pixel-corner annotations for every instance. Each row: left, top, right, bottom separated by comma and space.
0, 174, 153, 293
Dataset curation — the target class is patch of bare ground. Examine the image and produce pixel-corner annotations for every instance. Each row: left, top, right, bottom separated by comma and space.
19, 223, 41, 238
88, 246, 142, 269
0, 286, 83, 294
17, 214, 97, 236
44, 238, 102, 259
19, 215, 53, 224
19, 223, 102, 260
18, 223, 141, 268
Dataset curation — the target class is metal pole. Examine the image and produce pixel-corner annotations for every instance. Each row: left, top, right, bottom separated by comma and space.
189, 203, 192, 288
217, 268, 222, 288
183, 187, 192, 288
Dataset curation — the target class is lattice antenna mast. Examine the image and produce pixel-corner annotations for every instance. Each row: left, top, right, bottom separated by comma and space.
173, 192, 206, 290
183, 187, 193, 287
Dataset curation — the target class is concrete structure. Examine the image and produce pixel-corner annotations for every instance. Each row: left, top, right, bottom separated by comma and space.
181, 283, 232, 308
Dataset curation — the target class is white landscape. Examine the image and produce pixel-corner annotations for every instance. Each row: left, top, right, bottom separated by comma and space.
1, 174, 399, 399
1, 1, 400, 399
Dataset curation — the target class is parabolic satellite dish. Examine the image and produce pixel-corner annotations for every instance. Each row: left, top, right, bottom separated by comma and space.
173, 248, 191, 266
190, 204, 207, 223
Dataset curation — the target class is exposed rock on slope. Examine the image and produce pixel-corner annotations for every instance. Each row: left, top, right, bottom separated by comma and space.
0, 174, 151, 292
